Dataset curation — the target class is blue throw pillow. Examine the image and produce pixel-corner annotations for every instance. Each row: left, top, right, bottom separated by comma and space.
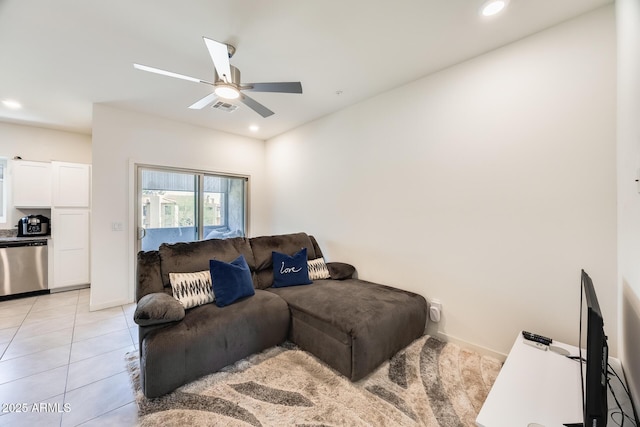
209, 255, 255, 307
272, 248, 313, 288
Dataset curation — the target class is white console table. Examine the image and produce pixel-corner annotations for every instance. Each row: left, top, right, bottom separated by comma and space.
476, 332, 634, 427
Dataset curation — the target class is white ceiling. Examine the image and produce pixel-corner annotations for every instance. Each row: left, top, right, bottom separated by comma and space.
0, 0, 613, 140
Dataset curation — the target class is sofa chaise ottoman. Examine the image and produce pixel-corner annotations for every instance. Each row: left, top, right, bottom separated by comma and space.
134, 232, 428, 397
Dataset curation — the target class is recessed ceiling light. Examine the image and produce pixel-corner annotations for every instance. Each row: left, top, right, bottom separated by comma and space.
2, 99, 22, 109
480, 0, 509, 17
249, 125, 259, 132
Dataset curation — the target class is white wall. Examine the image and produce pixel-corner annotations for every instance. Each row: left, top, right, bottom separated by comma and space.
91, 105, 268, 310
265, 6, 617, 356
617, 0, 640, 412
0, 121, 91, 228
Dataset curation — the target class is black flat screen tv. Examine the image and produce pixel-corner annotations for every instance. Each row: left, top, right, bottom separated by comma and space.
579, 269, 608, 427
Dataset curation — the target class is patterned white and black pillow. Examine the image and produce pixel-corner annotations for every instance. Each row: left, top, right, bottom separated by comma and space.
307, 257, 330, 280
169, 270, 214, 309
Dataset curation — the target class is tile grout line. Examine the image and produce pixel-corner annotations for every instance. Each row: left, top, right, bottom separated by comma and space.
0, 296, 39, 360
0, 291, 138, 426
0, 293, 72, 427
75, 400, 135, 427
60, 290, 81, 427
121, 305, 137, 348
0, 343, 72, 384
63, 298, 134, 426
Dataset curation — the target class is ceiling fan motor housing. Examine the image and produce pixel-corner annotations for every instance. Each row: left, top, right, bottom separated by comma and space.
215, 65, 241, 86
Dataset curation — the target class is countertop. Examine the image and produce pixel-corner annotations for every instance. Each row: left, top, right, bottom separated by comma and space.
0, 236, 50, 243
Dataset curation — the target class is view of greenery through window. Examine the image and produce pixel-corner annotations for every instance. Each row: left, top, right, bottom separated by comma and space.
138, 167, 246, 251
143, 193, 221, 228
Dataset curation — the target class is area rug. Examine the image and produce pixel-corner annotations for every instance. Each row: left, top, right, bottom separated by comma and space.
126, 336, 502, 426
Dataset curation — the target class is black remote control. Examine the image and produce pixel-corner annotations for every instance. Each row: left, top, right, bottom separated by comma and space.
522, 331, 552, 346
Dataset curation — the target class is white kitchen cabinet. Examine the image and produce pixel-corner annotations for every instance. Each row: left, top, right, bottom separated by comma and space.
11, 160, 93, 289
50, 208, 90, 288
52, 161, 91, 207
11, 160, 52, 207
50, 162, 91, 289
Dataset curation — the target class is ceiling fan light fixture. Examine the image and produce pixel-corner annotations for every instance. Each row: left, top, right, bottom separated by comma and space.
214, 85, 240, 100
480, 0, 509, 16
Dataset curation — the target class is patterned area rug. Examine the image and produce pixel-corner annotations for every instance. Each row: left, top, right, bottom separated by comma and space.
126, 336, 502, 426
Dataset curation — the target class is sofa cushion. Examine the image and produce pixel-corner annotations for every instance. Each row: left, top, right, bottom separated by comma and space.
139, 289, 290, 397
250, 232, 317, 289
273, 248, 313, 288
210, 255, 255, 307
169, 270, 214, 309
267, 279, 427, 380
159, 237, 255, 289
134, 292, 185, 326
308, 257, 330, 280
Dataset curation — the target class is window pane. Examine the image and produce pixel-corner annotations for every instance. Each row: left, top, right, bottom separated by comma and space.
138, 167, 247, 252
202, 175, 246, 239
140, 169, 197, 251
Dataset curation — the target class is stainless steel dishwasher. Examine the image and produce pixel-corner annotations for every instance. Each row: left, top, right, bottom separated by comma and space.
0, 239, 48, 297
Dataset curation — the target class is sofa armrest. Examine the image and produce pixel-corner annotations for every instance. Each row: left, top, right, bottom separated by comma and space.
327, 262, 356, 280
134, 292, 185, 326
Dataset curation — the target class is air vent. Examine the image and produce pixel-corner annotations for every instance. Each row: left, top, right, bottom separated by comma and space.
211, 101, 238, 113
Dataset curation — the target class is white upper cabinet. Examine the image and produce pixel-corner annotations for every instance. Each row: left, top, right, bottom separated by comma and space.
11, 160, 52, 207
52, 161, 91, 207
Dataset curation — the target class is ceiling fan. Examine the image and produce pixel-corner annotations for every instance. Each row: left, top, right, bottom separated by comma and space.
134, 37, 302, 118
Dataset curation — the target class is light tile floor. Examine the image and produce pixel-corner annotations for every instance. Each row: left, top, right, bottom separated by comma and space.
0, 288, 139, 426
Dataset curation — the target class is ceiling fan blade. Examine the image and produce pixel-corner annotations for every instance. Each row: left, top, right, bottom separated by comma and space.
133, 63, 213, 85
188, 93, 219, 110
240, 93, 274, 118
203, 38, 232, 83
242, 82, 303, 94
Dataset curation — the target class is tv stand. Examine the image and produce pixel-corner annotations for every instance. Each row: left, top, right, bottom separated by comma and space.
476, 332, 633, 427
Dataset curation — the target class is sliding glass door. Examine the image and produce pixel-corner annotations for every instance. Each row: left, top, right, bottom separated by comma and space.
136, 165, 248, 252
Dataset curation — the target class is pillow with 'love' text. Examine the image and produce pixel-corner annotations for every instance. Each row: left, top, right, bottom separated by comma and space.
272, 248, 313, 288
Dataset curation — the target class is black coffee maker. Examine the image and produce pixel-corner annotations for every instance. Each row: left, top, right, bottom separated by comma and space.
17, 215, 50, 237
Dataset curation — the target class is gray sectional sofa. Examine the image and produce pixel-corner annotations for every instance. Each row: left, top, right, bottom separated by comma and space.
134, 232, 428, 398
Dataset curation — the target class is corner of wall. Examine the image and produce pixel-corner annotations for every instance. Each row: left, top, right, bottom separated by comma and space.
622, 282, 640, 415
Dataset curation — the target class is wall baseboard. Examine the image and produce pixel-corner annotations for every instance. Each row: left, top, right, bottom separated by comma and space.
427, 320, 507, 361
50, 284, 89, 294
89, 297, 133, 312
435, 332, 508, 362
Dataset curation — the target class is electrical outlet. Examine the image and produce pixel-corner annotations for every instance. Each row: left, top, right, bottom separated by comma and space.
111, 222, 123, 232
430, 299, 442, 322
